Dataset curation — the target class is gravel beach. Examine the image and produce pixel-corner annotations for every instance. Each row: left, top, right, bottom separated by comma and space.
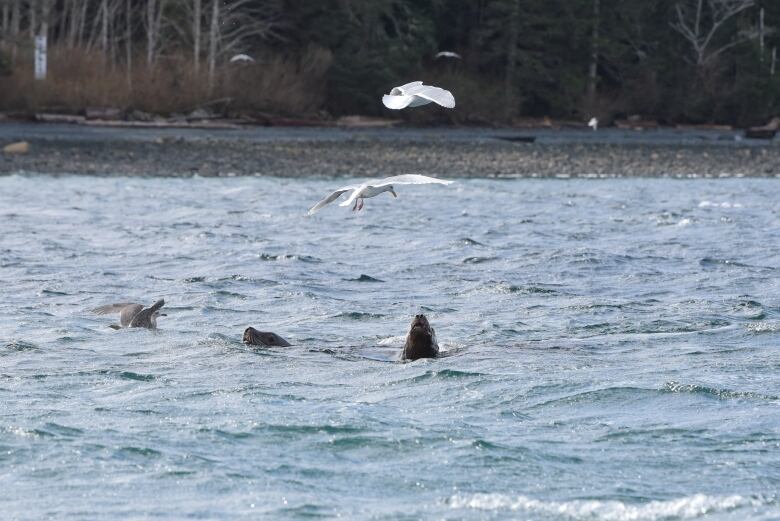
1, 123, 779, 178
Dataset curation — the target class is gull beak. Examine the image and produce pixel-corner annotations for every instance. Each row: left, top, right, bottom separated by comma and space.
390, 189, 397, 198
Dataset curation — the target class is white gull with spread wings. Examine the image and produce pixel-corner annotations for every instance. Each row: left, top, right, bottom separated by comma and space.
307, 174, 453, 215
435, 51, 462, 59
382, 81, 455, 110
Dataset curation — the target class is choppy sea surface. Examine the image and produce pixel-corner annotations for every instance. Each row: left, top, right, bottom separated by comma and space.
0, 175, 778, 520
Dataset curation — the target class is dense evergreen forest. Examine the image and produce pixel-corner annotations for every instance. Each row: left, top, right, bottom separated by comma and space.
0, 0, 779, 126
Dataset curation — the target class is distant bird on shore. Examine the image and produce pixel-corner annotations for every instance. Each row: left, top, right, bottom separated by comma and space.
588, 117, 598, 131
382, 81, 455, 110
92, 299, 166, 329
307, 174, 454, 214
229, 54, 255, 64
434, 51, 462, 60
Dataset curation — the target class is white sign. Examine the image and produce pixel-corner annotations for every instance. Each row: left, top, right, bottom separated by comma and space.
34, 35, 47, 80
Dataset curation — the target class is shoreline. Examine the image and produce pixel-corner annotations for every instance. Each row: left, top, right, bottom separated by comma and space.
1, 122, 779, 178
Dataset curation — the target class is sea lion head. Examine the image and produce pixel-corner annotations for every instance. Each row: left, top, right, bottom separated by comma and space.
402, 314, 439, 360
409, 314, 431, 333
243, 327, 292, 347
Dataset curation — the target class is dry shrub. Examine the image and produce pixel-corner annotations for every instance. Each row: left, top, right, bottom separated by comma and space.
0, 47, 132, 111
129, 56, 209, 114
222, 45, 333, 116
0, 44, 332, 116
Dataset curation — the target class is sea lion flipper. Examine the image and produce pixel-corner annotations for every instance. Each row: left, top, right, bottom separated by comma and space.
147, 299, 165, 313
127, 300, 165, 328
119, 304, 145, 327
92, 302, 139, 315
94, 300, 164, 329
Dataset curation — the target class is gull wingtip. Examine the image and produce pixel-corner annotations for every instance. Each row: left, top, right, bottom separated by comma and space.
381, 95, 397, 110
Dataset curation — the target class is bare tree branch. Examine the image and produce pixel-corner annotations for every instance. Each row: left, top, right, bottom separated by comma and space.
205, 0, 286, 90
671, 0, 757, 66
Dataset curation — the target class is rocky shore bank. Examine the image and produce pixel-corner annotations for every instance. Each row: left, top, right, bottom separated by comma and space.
1, 124, 779, 178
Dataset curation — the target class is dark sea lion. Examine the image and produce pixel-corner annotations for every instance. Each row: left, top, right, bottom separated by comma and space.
92, 299, 166, 329
243, 327, 292, 347
401, 314, 439, 360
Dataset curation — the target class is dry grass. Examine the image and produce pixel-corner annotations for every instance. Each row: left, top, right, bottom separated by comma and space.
0, 45, 331, 116
222, 46, 333, 116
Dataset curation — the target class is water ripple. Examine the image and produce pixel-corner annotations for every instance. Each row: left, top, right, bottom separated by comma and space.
0, 176, 778, 519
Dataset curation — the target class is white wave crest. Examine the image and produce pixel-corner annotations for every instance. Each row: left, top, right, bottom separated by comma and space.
698, 201, 743, 208
449, 493, 764, 520
377, 335, 406, 346
746, 321, 779, 333
2, 425, 39, 438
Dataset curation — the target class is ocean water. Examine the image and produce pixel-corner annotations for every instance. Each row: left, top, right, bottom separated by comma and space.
0, 174, 778, 520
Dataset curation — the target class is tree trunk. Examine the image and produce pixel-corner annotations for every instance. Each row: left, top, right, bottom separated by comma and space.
126, 0, 132, 87
76, 0, 88, 47
2, 1, 9, 37
57, 0, 67, 42
40, 0, 49, 38
193, 0, 201, 73
695, 0, 704, 65
28, 0, 36, 37
86, 3, 100, 51
112, 0, 120, 67
52, 0, 67, 42
100, 0, 109, 56
146, 0, 156, 67
10, 0, 18, 65
587, 0, 600, 108
504, 0, 520, 118
759, 7, 764, 62
65, 0, 78, 47
207, 0, 219, 92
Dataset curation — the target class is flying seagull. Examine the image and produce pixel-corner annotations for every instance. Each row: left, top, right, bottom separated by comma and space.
307, 174, 454, 215
229, 54, 255, 64
92, 299, 166, 329
435, 51, 462, 59
588, 117, 598, 131
382, 81, 455, 110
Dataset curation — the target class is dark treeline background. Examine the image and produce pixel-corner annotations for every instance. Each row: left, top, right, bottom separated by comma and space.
0, 0, 779, 126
